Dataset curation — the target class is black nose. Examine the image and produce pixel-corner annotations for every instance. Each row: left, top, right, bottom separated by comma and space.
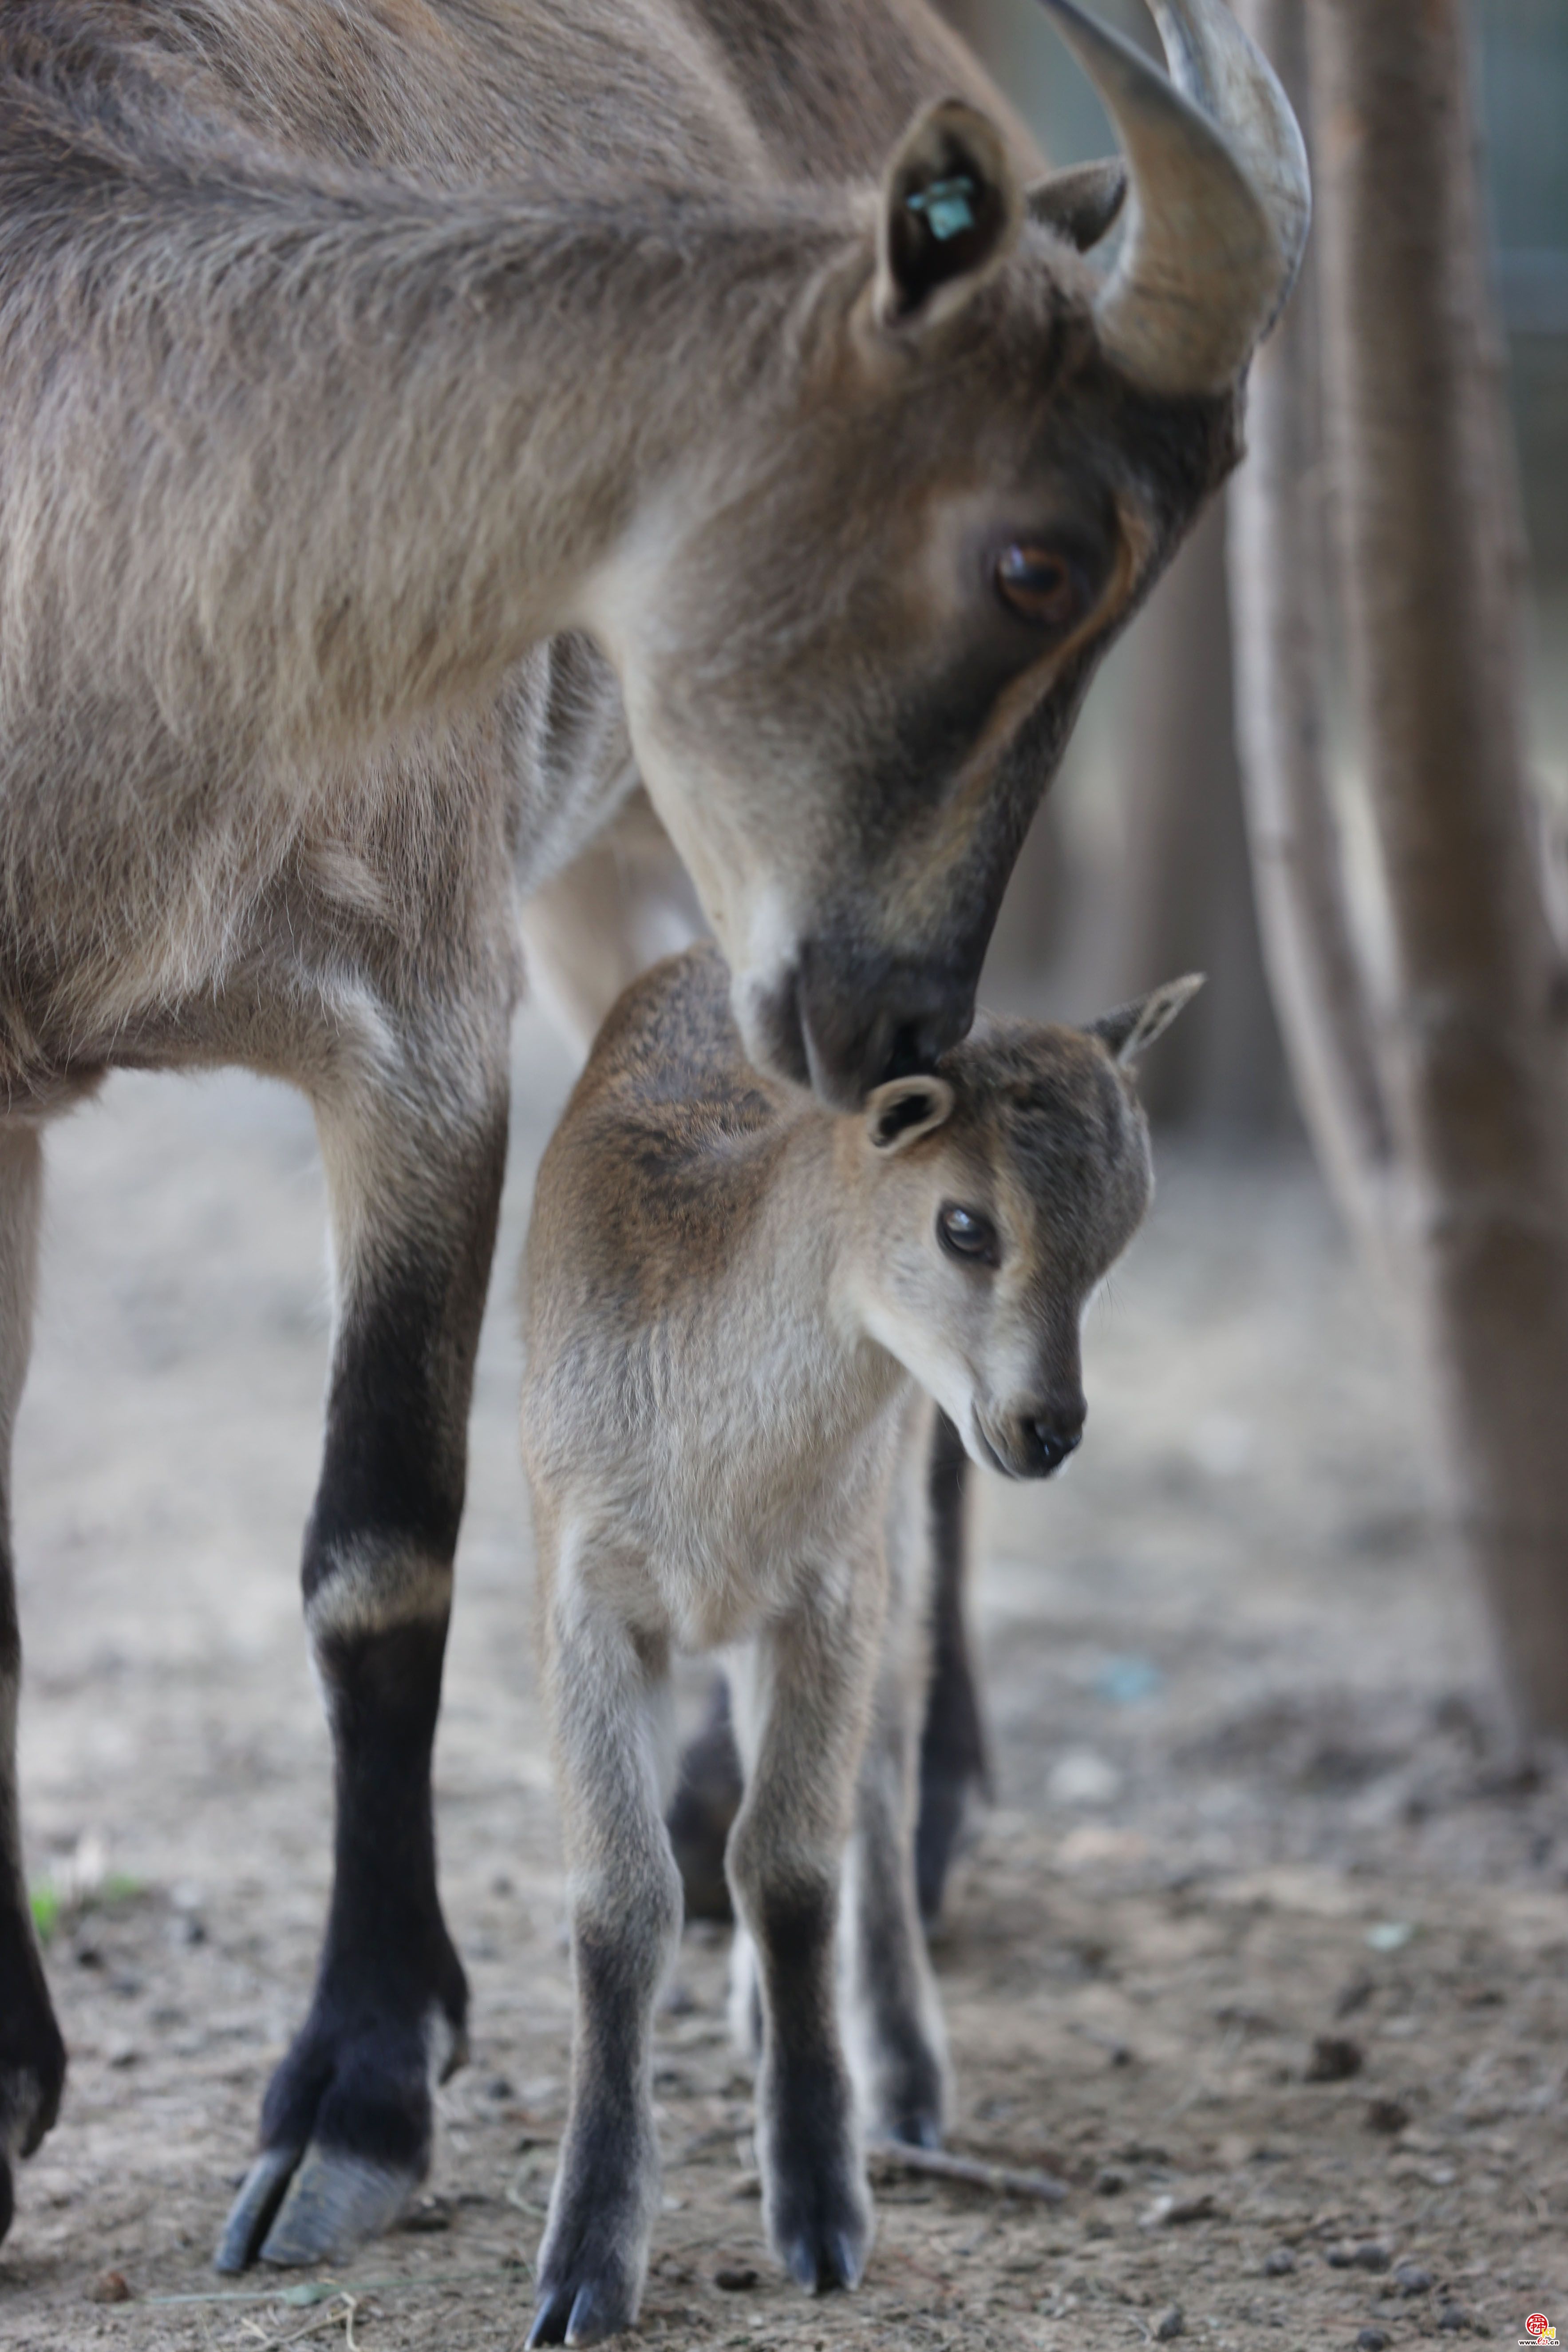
1018, 1410, 1084, 1477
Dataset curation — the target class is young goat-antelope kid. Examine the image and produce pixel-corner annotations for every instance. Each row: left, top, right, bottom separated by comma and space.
519, 944, 1198, 2344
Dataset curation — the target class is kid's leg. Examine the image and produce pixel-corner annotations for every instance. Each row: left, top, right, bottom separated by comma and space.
725, 1549, 886, 2293
529, 1568, 681, 2348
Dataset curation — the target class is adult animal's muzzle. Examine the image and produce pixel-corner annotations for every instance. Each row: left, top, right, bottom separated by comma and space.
791, 937, 978, 1110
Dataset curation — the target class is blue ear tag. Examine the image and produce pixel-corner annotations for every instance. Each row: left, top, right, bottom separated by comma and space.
905, 174, 978, 242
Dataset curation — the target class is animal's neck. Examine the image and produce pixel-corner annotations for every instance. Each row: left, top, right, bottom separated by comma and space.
737, 1120, 908, 1449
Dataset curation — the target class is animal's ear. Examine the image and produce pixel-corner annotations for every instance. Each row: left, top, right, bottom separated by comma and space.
865, 1074, 956, 1154
1088, 973, 1205, 1067
875, 101, 1023, 332
1025, 158, 1127, 252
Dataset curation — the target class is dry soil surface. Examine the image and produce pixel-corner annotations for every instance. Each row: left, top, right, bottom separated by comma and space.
5, 1006, 1566, 2351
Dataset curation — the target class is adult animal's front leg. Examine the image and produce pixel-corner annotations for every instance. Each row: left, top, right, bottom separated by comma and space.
217, 1069, 508, 2272
727, 1552, 886, 2296
915, 1411, 987, 1921
0, 1124, 66, 2245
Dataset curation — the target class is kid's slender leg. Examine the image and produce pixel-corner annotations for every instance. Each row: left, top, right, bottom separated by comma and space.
726, 1545, 887, 2293
844, 1399, 950, 2148
528, 1553, 681, 2349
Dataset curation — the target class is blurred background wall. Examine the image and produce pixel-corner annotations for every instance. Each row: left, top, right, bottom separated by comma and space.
958, 0, 1568, 1139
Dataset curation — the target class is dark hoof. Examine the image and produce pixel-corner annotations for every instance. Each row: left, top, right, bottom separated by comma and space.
667, 1680, 742, 1924
527, 2143, 651, 2349
768, 2141, 872, 2298
216, 2147, 297, 2273
883, 2106, 942, 2152
0, 1956, 69, 2245
779, 2216, 869, 2294
261, 2148, 421, 2264
215, 1989, 465, 2270
527, 2274, 634, 2348
527, 2239, 642, 2347
222, 2145, 421, 2270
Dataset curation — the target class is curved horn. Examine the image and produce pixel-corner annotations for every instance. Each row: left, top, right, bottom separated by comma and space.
1035, 0, 1309, 394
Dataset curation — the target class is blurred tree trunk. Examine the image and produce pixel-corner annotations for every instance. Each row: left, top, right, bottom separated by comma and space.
1228, 0, 1393, 1250
1117, 494, 1294, 1131
1244, 0, 1568, 1732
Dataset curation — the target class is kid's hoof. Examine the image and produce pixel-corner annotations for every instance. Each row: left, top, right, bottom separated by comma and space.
884, 2106, 943, 2151
780, 2218, 869, 2294
763, 2080, 873, 2296
526, 2269, 637, 2346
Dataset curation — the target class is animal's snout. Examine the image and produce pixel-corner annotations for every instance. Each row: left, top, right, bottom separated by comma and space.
1020, 1407, 1084, 1478
791, 938, 976, 1109
973, 1395, 1086, 1481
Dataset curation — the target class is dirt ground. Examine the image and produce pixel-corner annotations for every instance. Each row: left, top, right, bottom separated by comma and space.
5, 1003, 1566, 2351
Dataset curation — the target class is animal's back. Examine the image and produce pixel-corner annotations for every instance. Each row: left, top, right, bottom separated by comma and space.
0, 0, 1027, 195
526, 945, 798, 1338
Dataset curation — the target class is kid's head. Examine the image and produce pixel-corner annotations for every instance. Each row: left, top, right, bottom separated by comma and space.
836, 977, 1200, 1475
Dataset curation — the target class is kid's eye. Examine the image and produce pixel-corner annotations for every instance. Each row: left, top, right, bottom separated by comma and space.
994, 543, 1087, 632
937, 1202, 999, 1266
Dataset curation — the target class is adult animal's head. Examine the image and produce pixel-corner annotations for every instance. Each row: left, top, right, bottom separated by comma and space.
585, 0, 1305, 1110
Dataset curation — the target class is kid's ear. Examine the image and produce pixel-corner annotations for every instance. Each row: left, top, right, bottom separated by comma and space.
1088, 973, 1205, 1067
874, 100, 1023, 332
1025, 158, 1127, 252
865, 1074, 956, 1154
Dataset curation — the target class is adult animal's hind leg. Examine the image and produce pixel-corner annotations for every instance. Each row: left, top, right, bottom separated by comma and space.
527, 1568, 682, 2349
726, 1550, 886, 2297
0, 1124, 67, 2243
218, 1058, 508, 2272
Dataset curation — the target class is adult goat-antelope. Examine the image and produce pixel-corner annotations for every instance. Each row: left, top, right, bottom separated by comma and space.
0, 0, 1306, 2279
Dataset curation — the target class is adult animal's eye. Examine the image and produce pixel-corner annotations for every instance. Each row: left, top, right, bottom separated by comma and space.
937, 1202, 999, 1267
995, 543, 1087, 632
